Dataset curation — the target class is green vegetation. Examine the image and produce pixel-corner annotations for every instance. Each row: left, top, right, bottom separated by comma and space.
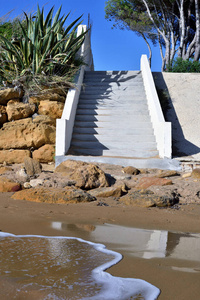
167, 58, 200, 73
0, 5, 87, 94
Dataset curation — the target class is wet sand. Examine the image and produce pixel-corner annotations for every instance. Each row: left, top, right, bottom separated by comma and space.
0, 192, 200, 300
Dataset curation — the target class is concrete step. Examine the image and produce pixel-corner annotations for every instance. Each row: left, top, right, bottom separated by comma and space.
71, 140, 157, 150
81, 88, 146, 95
69, 148, 159, 158
78, 98, 147, 104
75, 114, 151, 122
74, 120, 153, 128
77, 102, 148, 109
76, 106, 149, 115
72, 133, 156, 143
73, 126, 154, 135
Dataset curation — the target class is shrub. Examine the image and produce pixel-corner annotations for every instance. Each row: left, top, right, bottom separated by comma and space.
166, 57, 200, 73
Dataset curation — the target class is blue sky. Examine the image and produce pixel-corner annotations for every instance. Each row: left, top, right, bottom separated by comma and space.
0, 0, 162, 71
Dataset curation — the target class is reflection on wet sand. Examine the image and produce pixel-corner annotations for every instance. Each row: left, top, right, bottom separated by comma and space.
51, 222, 200, 272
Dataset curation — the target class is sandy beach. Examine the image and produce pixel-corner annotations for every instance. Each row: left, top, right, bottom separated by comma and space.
0, 191, 200, 300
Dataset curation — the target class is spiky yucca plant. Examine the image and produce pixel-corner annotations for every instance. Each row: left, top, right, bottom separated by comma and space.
0, 5, 87, 86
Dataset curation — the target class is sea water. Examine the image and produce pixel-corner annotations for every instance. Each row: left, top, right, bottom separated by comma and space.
0, 231, 160, 300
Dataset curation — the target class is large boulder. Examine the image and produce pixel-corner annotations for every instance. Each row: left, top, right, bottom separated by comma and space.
6, 101, 35, 121
0, 87, 24, 105
135, 177, 173, 189
0, 105, 7, 125
29, 92, 66, 105
32, 115, 56, 126
55, 160, 87, 174
32, 144, 55, 163
89, 184, 128, 198
69, 163, 110, 190
0, 118, 55, 150
120, 189, 178, 207
0, 177, 21, 192
0, 149, 31, 164
11, 186, 96, 203
24, 157, 42, 176
38, 100, 64, 119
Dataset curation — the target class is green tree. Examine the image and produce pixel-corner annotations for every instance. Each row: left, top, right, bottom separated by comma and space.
105, 0, 200, 71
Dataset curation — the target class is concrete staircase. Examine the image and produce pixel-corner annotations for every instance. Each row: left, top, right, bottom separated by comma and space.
67, 70, 159, 160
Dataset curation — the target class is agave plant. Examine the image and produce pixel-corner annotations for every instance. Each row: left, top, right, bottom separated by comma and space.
0, 5, 87, 84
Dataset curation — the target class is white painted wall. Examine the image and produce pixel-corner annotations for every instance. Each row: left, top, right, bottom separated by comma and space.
56, 25, 93, 156
141, 55, 172, 158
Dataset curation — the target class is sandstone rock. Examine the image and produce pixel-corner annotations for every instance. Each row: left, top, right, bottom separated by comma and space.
182, 172, 192, 178
135, 177, 173, 189
191, 168, 200, 179
120, 189, 177, 207
24, 182, 32, 189
11, 186, 96, 203
38, 100, 64, 119
6, 101, 35, 121
0, 150, 31, 164
0, 166, 12, 174
0, 87, 24, 105
55, 160, 87, 174
29, 93, 65, 104
32, 144, 55, 163
0, 118, 55, 150
89, 184, 128, 198
24, 157, 42, 176
16, 167, 29, 182
0, 105, 7, 125
32, 115, 56, 126
123, 166, 140, 175
157, 170, 179, 178
69, 163, 109, 190
0, 177, 21, 192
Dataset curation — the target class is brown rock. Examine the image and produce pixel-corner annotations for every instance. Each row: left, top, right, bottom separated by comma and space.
89, 184, 128, 198
6, 101, 35, 121
69, 163, 110, 190
0, 150, 31, 164
11, 186, 96, 203
55, 159, 87, 174
0, 177, 21, 192
38, 100, 64, 119
32, 115, 56, 126
123, 166, 140, 175
157, 170, 179, 178
191, 168, 200, 179
0, 87, 24, 105
24, 157, 42, 176
0, 105, 7, 125
0, 166, 13, 174
32, 144, 55, 163
29, 93, 65, 104
135, 177, 173, 189
120, 189, 177, 207
0, 118, 55, 150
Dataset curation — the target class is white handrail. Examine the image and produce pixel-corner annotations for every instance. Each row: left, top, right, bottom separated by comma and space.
55, 25, 93, 156
141, 55, 171, 158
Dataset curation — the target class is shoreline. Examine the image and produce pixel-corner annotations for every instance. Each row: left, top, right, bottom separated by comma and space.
1, 192, 200, 300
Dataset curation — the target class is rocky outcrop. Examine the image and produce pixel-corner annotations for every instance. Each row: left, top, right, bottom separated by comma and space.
0, 105, 7, 125
0, 87, 24, 105
0, 177, 21, 192
12, 186, 96, 203
32, 144, 55, 163
120, 189, 178, 207
24, 157, 42, 176
6, 101, 35, 121
0, 118, 55, 150
38, 100, 64, 119
0, 149, 31, 164
69, 163, 110, 190
135, 177, 173, 189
